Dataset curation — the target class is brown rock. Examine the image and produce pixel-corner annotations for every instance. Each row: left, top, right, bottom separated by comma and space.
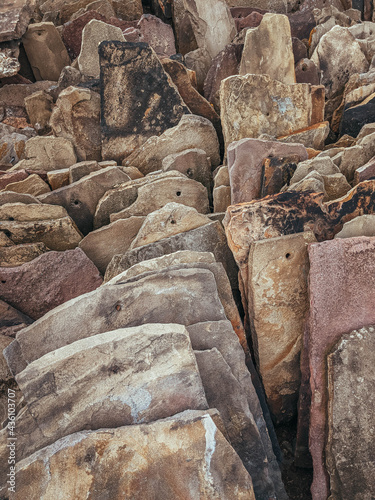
47, 168, 70, 190
0, 248, 102, 320
61, 10, 108, 59
0, 132, 29, 168
24, 91, 53, 133
100, 41, 189, 162
213, 185, 231, 212
39, 166, 130, 235
0, 48, 20, 79
50, 86, 101, 162
79, 216, 145, 273
138, 14, 176, 58
0, 0, 36, 43
0, 242, 49, 267
354, 155, 375, 184
69, 160, 101, 182
162, 148, 211, 193
227, 138, 308, 204
3, 174, 50, 196
14, 412, 255, 500
22, 22, 70, 81
277, 122, 330, 150
0, 191, 40, 205
111, 0, 143, 21
0, 170, 28, 190
295, 58, 320, 85
335, 214, 375, 238
259, 155, 300, 198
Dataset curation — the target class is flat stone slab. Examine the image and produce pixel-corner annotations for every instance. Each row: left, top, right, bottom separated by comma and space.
0, 248, 102, 320
326, 326, 375, 500
0, 242, 49, 267
0, 0, 36, 42
4, 267, 226, 375
305, 237, 375, 500
13, 412, 255, 500
14, 324, 207, 460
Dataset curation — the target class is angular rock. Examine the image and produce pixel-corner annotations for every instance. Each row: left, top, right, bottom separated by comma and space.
0, 299, 32, 337
79, 216, 145, 274
47, 169, 70, 190
295, 58, 320, 85
14, 324, 207, 459
0, 170, 28, 190
213, 185, 231, 212
306, 237, 375, 500
10, 136, 77, 173
220, 74, 315, 151
248, 232, 316, 423
0, 0, 36, 42
78, 20, 125, 78
130, 203, 210, 249
104, 221, 238, 289
340, 91, 375, 138
100, 41, 189, 162
0, 248, 102, 320
4, 174, 50, 196
24, 91, 53, 133
61, 10, 108, 59
0, 131, 29, 169
0, 192, 40, 205
162, 148, 211, 192
111, 0, 143, 20
321, 172, 351, 201
287, 171, 326, 197
290, 156, 340, 184
39, 166, 130, 235
259, 154, 300, 198
277, 122, 330, 150
22, 22, 70, 81
69, 160, 101, 183
335, 214, 375, 238
109, 176, 210, 222
4, 267, 227, 373
138, 14, 176, 58
239, 13, 295, 84
311, 25, 369, 100
0, 49, 20, 78
123, 114, 220, 174
183, 0, 236, 59
0, 242, 49, 267
227, 138, 308, 204
326, 326, 375, 500
50, 86, 101, 162
14, 412, 255, 500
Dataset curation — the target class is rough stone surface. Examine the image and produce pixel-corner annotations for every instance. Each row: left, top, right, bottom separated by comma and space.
220, 74, 314, 152
306, 237, 375, 500
0, 170, 28, 190
290, 156, 340, 184
69, 160, 101, 183
0, 248, 102, 320
248, 232, 316, 424
4, 267, 227, 373
326, 326, 375, 500
100, 41, 189, 162
213, 185, 231, 212
277, 122, 330, 151
0, 192, 40, 205
24, 91, 53, 133
227, 138, 308, 204
239, 13, 295, 84
78, 20, 125, 78
14, 412, 255, 500
0, 50, 20, 79
38, 166, 130, 235
123, 114, 220, 174
162, 148, 211, 193
50, 86, 101, 162
0, 242, 49, 267
4, 174, 50, 196
22, 22, 70, 81
0, 299, 32, 338
0, 132, 29, 169
335, 214, 375, 238
0, 0, 36, 42
138, 14, 176, 58
295, 58, 320, 85
79, 216, 145, 274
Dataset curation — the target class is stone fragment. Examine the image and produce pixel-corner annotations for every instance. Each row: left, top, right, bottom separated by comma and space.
306, 237, 375, 500
290, 156, 340, 184
0, 242, 49, 267
337, 143, 375, 181
311, 26, 369, 100
100, 41, 189, 162
277, 122, 330, 150
259, 155, 300, 198
39, 166, 130, 235
15, 324, 207, 457
130, 203, 210, 249
220, 74, 314, 151
0, 299, 32, 338
10, 136, 77, 173
334, 214, 375, 238
227, 138, 308, 204
4, 267, 227, 373
110, 176, 210, 222
105, 221, 238, 289
111, 0, 143, 20
47, 169, 70, 190
123, 114, 220, 174
14, 412, 255, 500
0, 50, 20, 78
292, 36, 307, 63
24, 91, 53, 133
248, 232, 316, 423
203, 43, 243, 113
121, 165, 143, 179
77, 20, 125, 78
79, 216, 145, 274
22, 22, 70, 81
4, 174, 50, 196
162, 148, 211, 192
69, 160, 101, 183
326, 326, 375, 500
61, 11, 108, 59
321, 172, 351, 201
0, 248, 102, 320
0, 170, 28, 191
0, 192, 40, 205
295, 58, 320, 85
138, 14, 176, 58
287, 171, 326, 197
239, 13, 295, 84
183, 0, 236, 59
213, 185, 231, 212
195, 349, 276, 500
340, 91, 375, 138
0, 133, 28, 168
0, 0, 36, 43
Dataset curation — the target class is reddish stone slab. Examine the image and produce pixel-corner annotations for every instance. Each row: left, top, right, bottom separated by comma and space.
0, 169, 28, 190
0, 248, 102, 320
61, 11, 107, 60
306, 237, 375, 499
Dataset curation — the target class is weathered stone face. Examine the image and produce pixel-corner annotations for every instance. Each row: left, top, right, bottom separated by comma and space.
0, 0, 36, 42
22, 22, 70, 81
248, 232, 316, 424
162, 148, 212, 193
138, 14, 176, 58
326, 326, 375, 500
335, 214, 375, 238
14, 412, 255, 500
99, 41, 189, 162
239, 13, 295, 85
3, 174, 50, 196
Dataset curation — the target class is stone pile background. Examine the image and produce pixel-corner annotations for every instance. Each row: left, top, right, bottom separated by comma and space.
1, 0, 375, 499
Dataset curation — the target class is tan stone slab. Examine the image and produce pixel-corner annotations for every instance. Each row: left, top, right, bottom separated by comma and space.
24, 91, 53, 133
0, 192, 40, 206
47, 168, 70, 190
162, 147, 212, 193
0, 203, 67, 222
0, 242, 49, 267
213, 185, 231, 212
3, 174, 50, 196
277, 122, 330, 150
69, 161, 101, 183
334, 214, 375, 238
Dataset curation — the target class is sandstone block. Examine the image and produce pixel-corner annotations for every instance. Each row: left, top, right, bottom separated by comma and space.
162, 148, 211, 192
0, 0, 36, 42
4, 174, 50, 196
277, 122, 330, 150
335, 214, 375, 238
0, 242, 48, 267
0, 170, 28, 191
24, 91, 53, 133
213, 185, 231, 212
69, 160, 101, 183
138, 14, 176, 58
47, 169, 70, 190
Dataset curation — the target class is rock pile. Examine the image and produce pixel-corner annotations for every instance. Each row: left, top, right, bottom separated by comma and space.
1, 0, 375, 499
